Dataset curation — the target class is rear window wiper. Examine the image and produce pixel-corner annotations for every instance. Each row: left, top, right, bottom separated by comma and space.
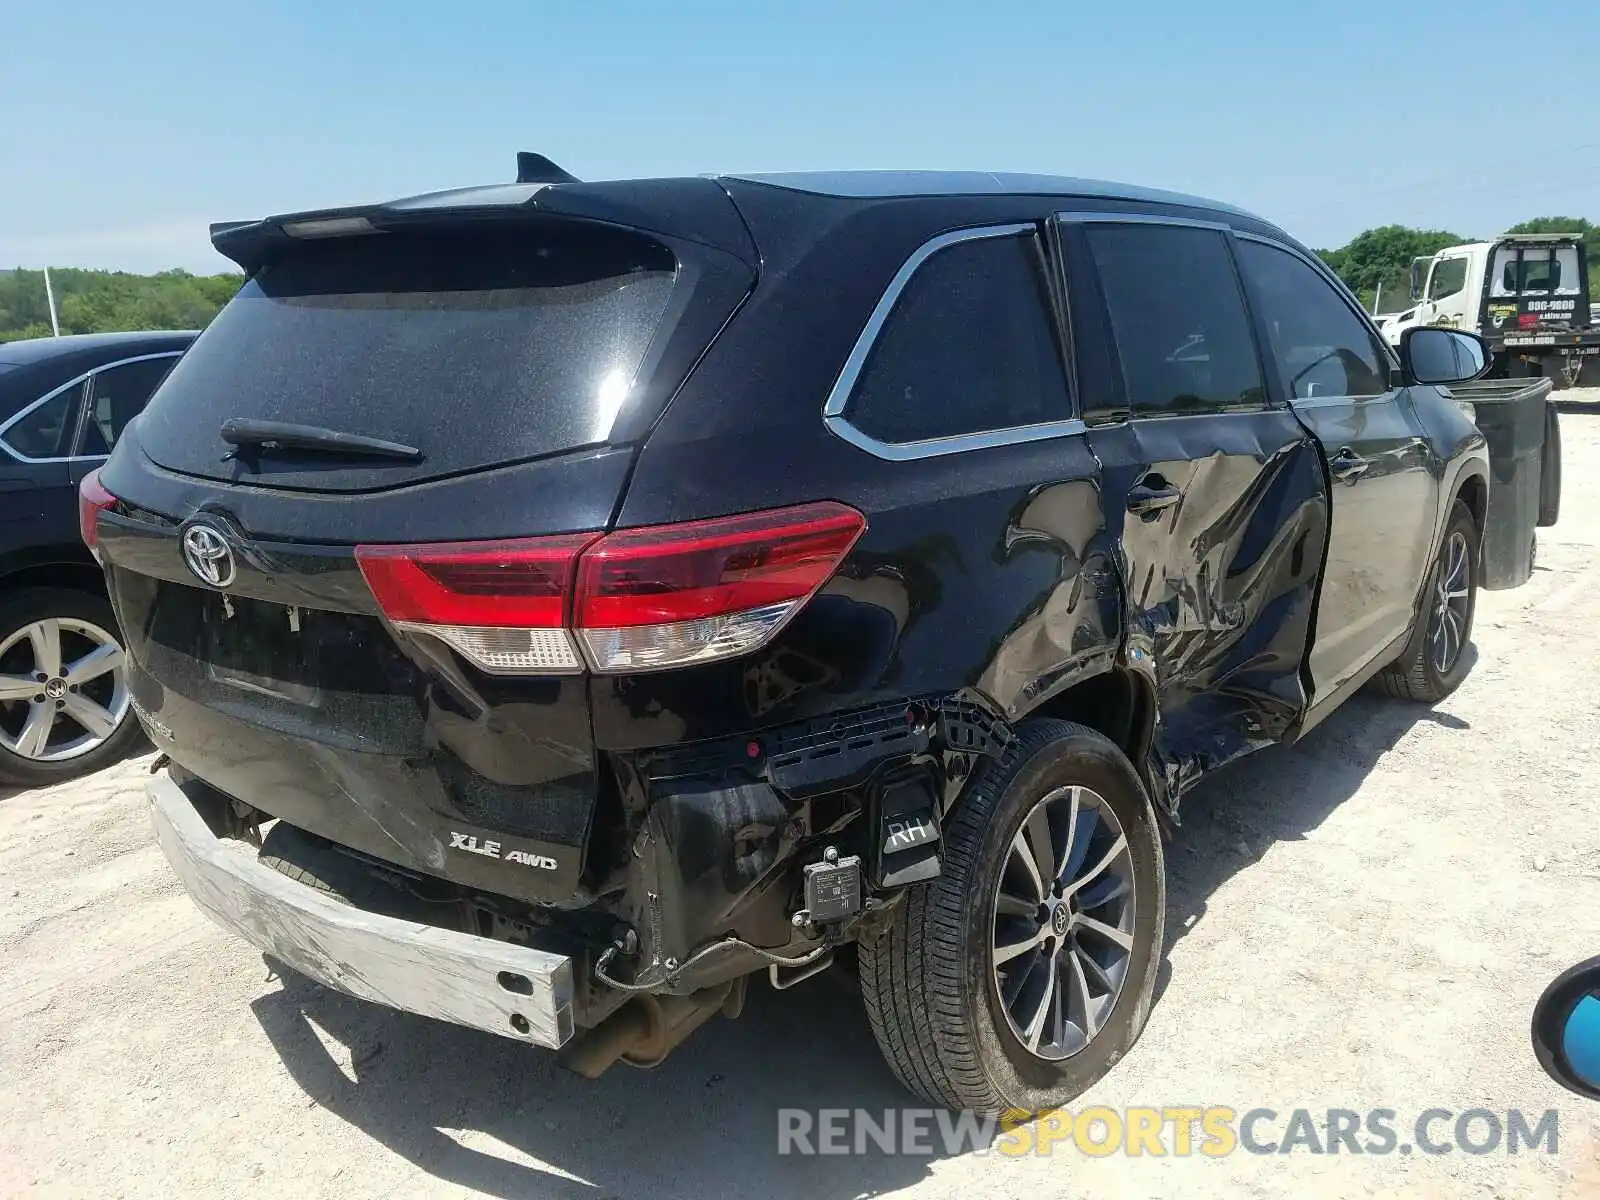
220, 418, 423, 463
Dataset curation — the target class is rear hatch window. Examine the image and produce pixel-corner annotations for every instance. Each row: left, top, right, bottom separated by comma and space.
135, 224, 679, 491
1488, 244, 1588, 329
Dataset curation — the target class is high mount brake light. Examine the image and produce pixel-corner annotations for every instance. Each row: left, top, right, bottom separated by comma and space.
78, 468, 117, 561
356, 502, 866, 675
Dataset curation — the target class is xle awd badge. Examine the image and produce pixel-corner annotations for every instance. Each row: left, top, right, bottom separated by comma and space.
180, 522, 236, 588
449, 831, 558, 870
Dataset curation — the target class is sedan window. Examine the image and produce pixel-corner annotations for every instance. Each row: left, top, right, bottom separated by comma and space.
0, 382, 85, 460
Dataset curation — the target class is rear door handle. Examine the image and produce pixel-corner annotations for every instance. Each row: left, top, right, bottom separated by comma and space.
1329, 447, 1370, 483
1127, 476, 1182, 520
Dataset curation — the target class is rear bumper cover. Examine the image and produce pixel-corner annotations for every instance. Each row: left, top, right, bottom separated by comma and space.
148, 774, 575, 1048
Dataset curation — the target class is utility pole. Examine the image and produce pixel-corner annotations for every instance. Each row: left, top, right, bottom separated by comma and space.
43, 267, 61, 337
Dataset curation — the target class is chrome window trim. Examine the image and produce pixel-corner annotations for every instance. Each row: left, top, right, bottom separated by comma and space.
824, 414, 1089, 461
1053, 210, 1234, 233
822, 222, 1090, 462
0, 351, 182, 464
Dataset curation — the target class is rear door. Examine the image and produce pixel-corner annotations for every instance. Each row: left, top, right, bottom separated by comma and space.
97, 217, 751, 905
1234, 235, 1438, 702
0, 369, 84, 551
1059, 215, 1329, 788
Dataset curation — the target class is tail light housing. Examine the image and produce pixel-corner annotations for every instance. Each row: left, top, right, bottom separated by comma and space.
78, 468, 117, 561
356, 502, 866, 675
356, 533, 600, 674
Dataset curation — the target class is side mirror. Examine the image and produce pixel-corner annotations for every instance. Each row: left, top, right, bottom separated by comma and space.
1400, 327, 1490, 386
1410, 257, 1428, 302
1532, 957, 1600, 1100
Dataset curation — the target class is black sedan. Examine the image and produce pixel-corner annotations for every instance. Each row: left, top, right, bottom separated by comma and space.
0, 330, 196, 786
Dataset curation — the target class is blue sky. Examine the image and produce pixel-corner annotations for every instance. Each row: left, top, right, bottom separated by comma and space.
2, 0, 1595, 273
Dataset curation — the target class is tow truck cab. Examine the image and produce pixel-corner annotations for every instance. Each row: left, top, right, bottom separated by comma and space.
1381, 234, 1597, 387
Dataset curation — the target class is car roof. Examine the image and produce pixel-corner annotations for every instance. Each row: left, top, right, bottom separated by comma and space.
721, 170, 1260, 219
212, 164, 1278, 274
0, 329, 198, 367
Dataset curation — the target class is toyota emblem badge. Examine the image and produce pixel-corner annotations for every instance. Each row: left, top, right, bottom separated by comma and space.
180, 522, 236, 588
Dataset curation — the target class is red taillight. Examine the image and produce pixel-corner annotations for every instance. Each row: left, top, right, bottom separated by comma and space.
356, 534, 598, 675
355, 534, 598, 628
78, 468, 117, 560
356, 502, 866, 675
574, 502, 866, 672
574, 504, 867, 628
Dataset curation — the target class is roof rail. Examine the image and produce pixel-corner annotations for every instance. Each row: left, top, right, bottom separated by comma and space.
516, 153, 580, 185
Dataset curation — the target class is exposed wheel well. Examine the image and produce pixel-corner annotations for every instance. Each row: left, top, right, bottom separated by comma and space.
0, 559, 106, 600
1025, 668, 1153, 779
1455, 473, 1487, 535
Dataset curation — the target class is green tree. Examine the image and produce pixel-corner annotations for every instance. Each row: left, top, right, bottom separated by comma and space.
0, 267, 243, 344
1317, 225, 1466, 310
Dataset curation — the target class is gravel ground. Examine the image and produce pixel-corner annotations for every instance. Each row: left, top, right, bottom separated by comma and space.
5, 396, 1600, 1199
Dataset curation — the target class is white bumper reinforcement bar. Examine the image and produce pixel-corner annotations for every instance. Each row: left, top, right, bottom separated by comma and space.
148, 774, 575, 1048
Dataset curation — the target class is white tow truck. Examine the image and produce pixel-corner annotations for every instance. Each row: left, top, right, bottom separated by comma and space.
1378, 233, 1597, 388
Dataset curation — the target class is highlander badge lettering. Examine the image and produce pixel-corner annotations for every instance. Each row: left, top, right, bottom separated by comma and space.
180, 522, 237, 588
449, 831, 558, 870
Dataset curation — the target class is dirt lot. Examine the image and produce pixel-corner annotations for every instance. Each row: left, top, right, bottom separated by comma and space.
5, 397, 1600, 1199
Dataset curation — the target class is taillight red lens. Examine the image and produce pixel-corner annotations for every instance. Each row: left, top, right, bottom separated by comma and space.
355, 534, 598, 628
78, 468, 116, 558
573, 502, 867, 629
356, 502, 866, 675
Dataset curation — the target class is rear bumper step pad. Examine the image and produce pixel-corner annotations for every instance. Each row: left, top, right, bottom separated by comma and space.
148, 773, 575, 1048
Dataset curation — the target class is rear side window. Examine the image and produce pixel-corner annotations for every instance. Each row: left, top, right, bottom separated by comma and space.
138, 225, 679, 484
844, 231, 1070, 443
80, 356, 177, 455
1511, 255, 1559, 292
1494, 246, 1581, 296
1, 382, 83, 460
1238, 240, 1392, 400
1086, 224, 1265, 415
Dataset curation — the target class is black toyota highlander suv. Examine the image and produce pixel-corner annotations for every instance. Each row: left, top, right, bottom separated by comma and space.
88, 157, 1497, 1114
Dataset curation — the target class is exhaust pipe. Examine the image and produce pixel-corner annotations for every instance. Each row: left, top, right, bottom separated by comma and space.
558, 984, 735, 1079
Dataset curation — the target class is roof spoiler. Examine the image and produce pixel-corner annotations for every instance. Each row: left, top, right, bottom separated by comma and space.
517, 152, 580, 185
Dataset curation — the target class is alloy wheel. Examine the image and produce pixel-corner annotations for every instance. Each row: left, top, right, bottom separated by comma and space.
991, 784, 1136, 1061
0, 617, 130, 763
1429, 530, 1471, 675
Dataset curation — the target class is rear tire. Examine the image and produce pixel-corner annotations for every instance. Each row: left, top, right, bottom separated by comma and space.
0, 588, 141, 789
258, 821, 453, 924
1375, 500, 1478, 703
859, 719, 1165, 1113
258, 822, 362, 903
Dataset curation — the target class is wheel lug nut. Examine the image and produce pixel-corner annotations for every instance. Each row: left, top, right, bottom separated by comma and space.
33, 694, 45, 703
34, 672, 46, 682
